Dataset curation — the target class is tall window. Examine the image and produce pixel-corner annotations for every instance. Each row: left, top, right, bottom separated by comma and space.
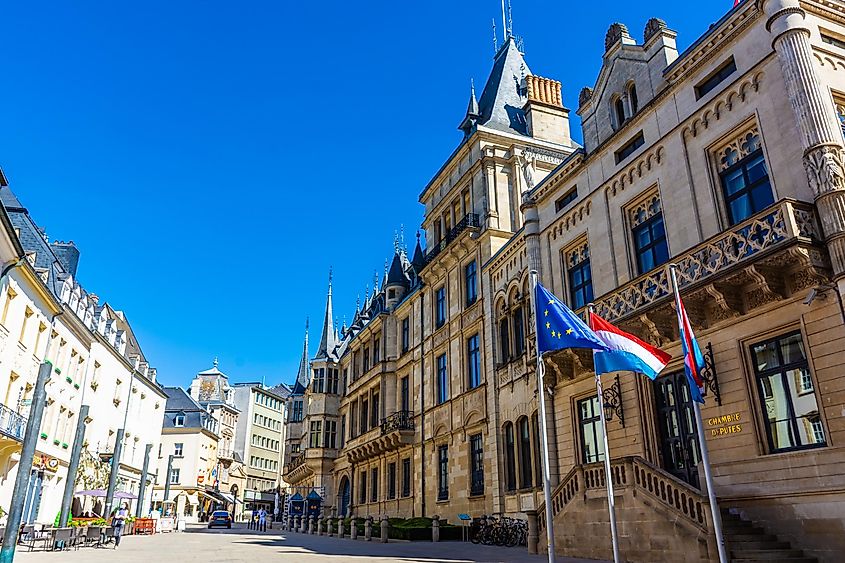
174, 443, 183, 457
169, 468, 180, 484
387, 462, 397, 500
499, 318, 510, 365
350, 402, 358, 438
370, 467, 379, 503
517, 417, 533, 488
567, 243, 593, 309
437, 445, 449, 500
400, 376, 410, 412
313, 368, 325, 393
718, 131, 773, 225
435, 286, 447, 328
359, 471, 367, 504
401, 458, 411, 497
401, 318, 410, 353
373, 335, 381, 364
328, 369, 339, 394
363, 347, 370, 372
632, 210, 668, 275
469, 433, 484, 496
371, 391, 380, 428
629, 84, 639, 113
309, 420, 322, 448
467, 334, 481, 390
341, 368, 348, 395
436, 354, 448, 404
532, 412, 542, 488
513, 307, 525, 357
324, 420, 337, 449
291, 400, 303, 422
504, 422, 516, 491
465, 261, 478, 306
339, 415, 346, 448
614, 97, 626, 129
361, 399, 369, 434
751, 332, 825, 453
578, 396, 605, 463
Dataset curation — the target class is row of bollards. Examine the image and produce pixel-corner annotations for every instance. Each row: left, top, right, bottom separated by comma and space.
281, 514, 394, 543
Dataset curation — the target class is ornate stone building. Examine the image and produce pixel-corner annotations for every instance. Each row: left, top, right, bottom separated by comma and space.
286, 2, 845, 561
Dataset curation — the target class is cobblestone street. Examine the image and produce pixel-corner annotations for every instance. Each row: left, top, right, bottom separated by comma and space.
13, 524, 605, 563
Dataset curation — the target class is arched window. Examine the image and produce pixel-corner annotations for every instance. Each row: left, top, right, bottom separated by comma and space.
517, 416, 533, 488
499, 317, 510, 365
628, 83, 639, 114
504, 422, 516, 491
513, 305, 525, 357
614, 97, 626, 129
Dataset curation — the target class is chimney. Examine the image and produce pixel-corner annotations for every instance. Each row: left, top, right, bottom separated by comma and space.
524, 75, 572, 146
51, 240, 81, 277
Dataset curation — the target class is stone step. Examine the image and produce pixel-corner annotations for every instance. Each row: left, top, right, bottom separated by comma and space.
725, 533, 779, 543
731, 549, 806, 559
732, 558, 816, 563
726, 540, 790, 550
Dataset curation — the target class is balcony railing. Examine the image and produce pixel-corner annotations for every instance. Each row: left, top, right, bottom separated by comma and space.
287, 452, 306, 472
0, 403, 27, 442
591, 200, 820, 322
424, 213, 481, 266
217, 448, 234, 460
380, 410, 414, 435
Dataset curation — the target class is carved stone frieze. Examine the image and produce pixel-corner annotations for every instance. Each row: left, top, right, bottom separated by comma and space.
743, 265, 784, 310
703, 283, 741, 324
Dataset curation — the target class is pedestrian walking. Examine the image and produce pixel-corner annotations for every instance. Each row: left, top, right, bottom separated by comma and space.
258, 508, 267, 532
248, 508, 257, 530
112, 503, 129, 548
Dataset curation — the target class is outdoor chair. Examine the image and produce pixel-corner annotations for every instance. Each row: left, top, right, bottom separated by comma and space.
85, 526, 102, 547
100, 526, 116, 547
28, 528, 55, 551
53, 528, 73, 551
72, 526, 87, 550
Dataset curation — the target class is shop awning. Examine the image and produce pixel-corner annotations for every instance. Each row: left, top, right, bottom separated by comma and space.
199, 489, 228, 504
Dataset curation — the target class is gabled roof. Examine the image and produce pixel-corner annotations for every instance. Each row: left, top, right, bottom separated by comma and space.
475, 37, 531, 136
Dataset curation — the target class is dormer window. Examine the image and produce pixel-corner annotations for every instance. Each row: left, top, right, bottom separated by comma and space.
174, 413, 185, 427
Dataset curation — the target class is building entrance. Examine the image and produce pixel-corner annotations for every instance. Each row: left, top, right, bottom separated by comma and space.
653, 371, 701, 489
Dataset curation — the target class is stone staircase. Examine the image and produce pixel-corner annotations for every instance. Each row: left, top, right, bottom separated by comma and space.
722, 508, 817, 563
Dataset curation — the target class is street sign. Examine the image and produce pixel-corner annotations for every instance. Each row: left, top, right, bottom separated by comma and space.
458, 514, 471, 521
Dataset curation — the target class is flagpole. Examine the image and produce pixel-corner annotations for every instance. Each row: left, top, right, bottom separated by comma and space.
668, 264, 728, 563
587, 304, 621, 563
529, 270, 556, 563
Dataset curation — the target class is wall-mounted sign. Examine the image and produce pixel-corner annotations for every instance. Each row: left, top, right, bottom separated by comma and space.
33, 454, 59, 472
707, 412, 743, 437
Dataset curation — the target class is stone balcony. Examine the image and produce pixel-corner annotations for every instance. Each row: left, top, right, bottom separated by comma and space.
345, 410, 415, 464
0, 402, 26, 443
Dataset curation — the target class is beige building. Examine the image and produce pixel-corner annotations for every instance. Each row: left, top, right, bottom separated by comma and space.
285, 1, 845, 561
153, 387, 219, 523
232, 382, 288, 518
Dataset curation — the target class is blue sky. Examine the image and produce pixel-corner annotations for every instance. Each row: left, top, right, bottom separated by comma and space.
0, 1, 732, 388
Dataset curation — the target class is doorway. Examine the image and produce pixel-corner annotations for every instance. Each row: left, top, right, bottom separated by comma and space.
338, 476, 350, 517
653, 371, 701, 488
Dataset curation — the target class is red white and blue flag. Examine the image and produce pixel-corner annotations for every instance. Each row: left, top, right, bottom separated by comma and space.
589, 313, 672, 379
675, 295, 706, 404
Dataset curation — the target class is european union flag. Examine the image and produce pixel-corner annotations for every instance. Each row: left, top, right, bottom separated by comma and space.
535, 282, 608, 354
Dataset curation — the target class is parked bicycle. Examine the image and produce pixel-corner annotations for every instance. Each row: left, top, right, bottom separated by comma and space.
470, 516, 527, 547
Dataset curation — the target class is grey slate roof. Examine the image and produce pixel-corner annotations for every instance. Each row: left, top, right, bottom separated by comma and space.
163, 387, 217, 433
291, 321, 309, 395
473, 37, 531, 136
315, 272, 335, 360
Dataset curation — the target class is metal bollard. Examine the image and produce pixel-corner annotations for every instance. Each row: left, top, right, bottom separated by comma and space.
380, 515, 389, 543
300, 515, 307, 533
432, 515, 440, 543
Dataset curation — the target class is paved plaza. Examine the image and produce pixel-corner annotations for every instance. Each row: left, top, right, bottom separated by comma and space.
12, 524, 605, 563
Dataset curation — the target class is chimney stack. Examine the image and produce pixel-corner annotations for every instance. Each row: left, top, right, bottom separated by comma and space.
524, 75, 572, 146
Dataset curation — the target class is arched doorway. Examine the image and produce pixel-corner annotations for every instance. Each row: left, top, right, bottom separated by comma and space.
337, 476, 350, 517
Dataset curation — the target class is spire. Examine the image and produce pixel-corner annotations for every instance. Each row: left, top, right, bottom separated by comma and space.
474, 36, 531, 136
316, 269, 335, 359
459, 79, 481, 136
411, 230, 426, 271
294, 318, 310, 393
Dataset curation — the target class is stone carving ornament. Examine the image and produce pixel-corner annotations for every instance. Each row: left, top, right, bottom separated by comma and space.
628, 193, 662, 228
605, 23, 630, 51
579, 87, 593, 107
803, 145, 845, 195
717, 127, 762, 171
643, 18, 667, 43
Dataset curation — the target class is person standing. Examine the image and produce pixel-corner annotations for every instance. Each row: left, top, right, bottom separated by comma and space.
112, 503, 129, 548
258, 508, 267, 532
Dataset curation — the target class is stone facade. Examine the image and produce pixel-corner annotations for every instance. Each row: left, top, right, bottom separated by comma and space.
285, 3, 845, 561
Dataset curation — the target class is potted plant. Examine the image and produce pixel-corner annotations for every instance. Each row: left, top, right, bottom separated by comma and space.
73, 383, 80, 390
54, 367, 62, 375
61, 443, 69, 449
53, 439, 60, 446
40, 432, 48, 440
65, 376, 72, 383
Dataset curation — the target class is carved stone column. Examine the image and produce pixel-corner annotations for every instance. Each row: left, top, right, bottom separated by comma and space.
761, 0, 845, 277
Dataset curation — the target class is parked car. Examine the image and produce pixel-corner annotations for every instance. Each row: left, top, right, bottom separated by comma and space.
208, 510, 232, 529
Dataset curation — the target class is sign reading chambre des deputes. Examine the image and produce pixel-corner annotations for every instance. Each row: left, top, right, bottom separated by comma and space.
707, 412, 744, 437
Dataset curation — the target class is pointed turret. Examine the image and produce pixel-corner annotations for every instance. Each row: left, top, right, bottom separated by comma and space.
475, 37, 531, 136
315, 269, 336, 359
411, 231, 426, 272
459, 79, 481, 136
293, 319, 310, 394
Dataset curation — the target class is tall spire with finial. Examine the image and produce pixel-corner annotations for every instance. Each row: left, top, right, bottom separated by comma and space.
316, 269, 335, 359
295, 318, 310, 391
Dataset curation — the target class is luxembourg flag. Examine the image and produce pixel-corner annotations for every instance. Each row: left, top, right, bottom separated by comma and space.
675, 295, 706, 404
589, 313, 672, 379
